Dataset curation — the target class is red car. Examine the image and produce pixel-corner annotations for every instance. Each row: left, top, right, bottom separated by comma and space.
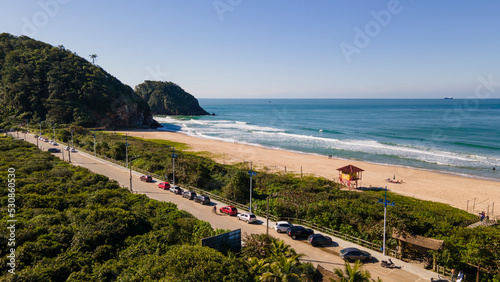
220, 206, 238, 216
140, 175, 153, 182
158, 182, 170, 190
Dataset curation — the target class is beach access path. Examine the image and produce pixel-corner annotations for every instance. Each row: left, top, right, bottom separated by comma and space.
17, 132, 444, 282
121, 130, 500, 218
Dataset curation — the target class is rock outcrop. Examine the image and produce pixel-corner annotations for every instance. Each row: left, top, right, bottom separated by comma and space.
135, 81, 209, 116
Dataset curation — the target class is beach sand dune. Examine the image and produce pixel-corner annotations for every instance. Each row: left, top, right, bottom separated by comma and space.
120, 130, 500, 218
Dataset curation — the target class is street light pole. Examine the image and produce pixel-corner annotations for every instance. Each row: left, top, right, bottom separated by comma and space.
93, 130, 96, 156
172, 147, 177, 186
70, 127, 74, 149
378, 187, 395, 256
246, 161, 256, 212
125, 134, 129, 168
53, 125, 56, 142
129, 155, 139, 193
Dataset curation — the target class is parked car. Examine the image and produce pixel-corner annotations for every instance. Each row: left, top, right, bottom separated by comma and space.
339, 248, 372, 262
140, 175, 153, 182
158, 182, 170, 190
169, 186, 183, 194
182, 191, 197, 200
308, 234, 333, 247
193, 195, 210, 205
70, 148, 77, 152
237, 212, 257, 223
47, 148, 61, 153
287, 225, 314, 240
275, 221, 293, 233
219, 206, 238, 216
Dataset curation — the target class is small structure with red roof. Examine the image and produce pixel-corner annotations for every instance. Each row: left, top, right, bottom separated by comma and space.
337, 164, 364, 189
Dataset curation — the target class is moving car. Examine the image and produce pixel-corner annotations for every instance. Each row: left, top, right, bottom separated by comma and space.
308, 234, 333, 247
339, 248, 372, 262
158, 182, 170, 190
237, 212, 257, 223
286, 225, 314, 240
275, 221, 293, 233
140, 175, 153, 182
219, 206, 238, 216
169, 186, 183, 194
193, 195, 210, 205
182, 191, 197, 200
47, 148, 61, 153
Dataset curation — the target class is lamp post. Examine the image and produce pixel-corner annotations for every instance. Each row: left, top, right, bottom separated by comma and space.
378, 187, 395, 256
67, 140, 71, 163
266, 193, 278, 235
172, 147, 177, 186
129, 155, 140, 192
125, 134, 129, 168
93, 130, 96, 156
245, 161, 256, 212
70, 127, 74, 149
39, 122, 41, 137
53, 125, 56, 142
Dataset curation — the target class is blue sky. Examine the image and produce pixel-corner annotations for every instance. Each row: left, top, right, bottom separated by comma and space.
1, 0, 499, 99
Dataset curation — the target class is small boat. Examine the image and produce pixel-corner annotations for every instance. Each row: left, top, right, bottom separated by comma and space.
444, 97, 453, 99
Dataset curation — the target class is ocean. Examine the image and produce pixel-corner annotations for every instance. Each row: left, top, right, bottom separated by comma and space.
154, 99, 500, 180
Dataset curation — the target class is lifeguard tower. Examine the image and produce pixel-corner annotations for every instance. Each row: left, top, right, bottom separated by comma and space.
337, 165, 364, 189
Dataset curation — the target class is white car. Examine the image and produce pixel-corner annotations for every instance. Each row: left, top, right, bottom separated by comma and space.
237, 213, 257, 223
275, 221, 293, 233
70, 148, 77, 152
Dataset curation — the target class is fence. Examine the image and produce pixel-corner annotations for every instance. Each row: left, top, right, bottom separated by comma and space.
39, 134, 484, 280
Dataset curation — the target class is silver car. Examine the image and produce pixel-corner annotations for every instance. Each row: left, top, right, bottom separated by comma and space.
275, 221, 293, 233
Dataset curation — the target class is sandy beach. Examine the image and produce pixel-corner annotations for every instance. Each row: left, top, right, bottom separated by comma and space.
119, 129, 500, 218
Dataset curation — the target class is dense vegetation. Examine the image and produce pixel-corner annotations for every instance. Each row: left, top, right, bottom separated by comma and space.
56, 129, 500, 281
0, 137, 318, 281
135, 80, 209, 116
0, 33, 158, 129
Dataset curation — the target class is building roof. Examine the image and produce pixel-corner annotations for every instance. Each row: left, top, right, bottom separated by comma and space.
337, 164, 364, 173
392, 232, 444, 251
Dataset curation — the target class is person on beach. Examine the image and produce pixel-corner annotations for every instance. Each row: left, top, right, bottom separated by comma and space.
480, 211, 485, 221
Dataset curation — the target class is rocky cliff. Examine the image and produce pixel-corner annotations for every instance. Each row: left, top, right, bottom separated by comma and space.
135, 81, 209, 116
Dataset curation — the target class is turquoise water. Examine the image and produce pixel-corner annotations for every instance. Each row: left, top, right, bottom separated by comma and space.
155, 99, 500, 180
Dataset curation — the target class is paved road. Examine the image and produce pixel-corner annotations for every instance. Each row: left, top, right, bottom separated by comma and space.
17, 132, 439, 282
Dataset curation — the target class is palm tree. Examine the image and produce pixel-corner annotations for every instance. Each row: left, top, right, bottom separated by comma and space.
270, 240, 297, 258
248, 257, 268, 282
89, 54, 97, 64
333, 260, 373, 282
260, 254, 303, 282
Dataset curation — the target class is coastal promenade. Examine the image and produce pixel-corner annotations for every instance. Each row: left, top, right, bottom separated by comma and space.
20, 132, 442, 282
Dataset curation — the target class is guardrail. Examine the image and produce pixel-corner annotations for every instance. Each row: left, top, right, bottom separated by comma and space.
41, 135, 479, 280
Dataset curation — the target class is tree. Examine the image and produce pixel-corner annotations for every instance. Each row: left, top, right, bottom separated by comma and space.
89, 54, 97, 64
260, 254, 303, 282
333, 261, 373, 282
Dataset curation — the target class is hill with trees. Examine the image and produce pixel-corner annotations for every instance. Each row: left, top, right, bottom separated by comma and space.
0, 33, 159, 129
135, 81, 209, 116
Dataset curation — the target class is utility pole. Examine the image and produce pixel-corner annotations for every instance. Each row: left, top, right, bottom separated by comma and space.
67, 141, 71, 163
93, 130, 96, 156
246, 161, 256, 212
378, 187, 395, 256
53, 125, 56, 142
125, 134, 129, 168
70, 127, 74, 149
172, 147, 177, 186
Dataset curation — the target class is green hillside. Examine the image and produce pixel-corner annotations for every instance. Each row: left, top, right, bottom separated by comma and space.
0, 33, 159, 129
135, 80, 209, 116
